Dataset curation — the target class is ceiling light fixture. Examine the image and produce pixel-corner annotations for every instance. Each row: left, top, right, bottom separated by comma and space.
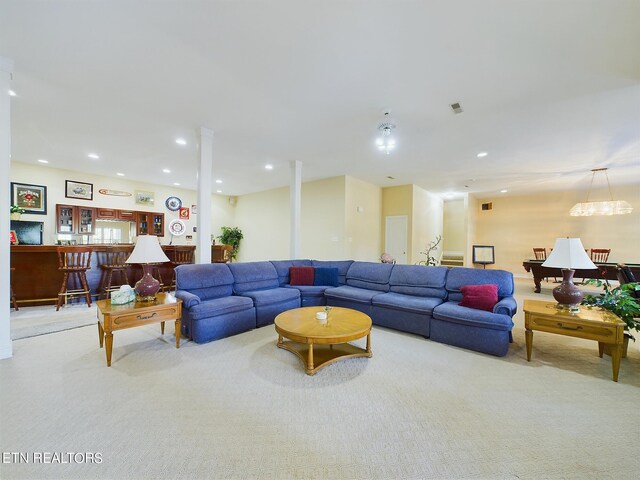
175, 138, 187, 145
215, 179, 222, 184
173, 182, 181, 186
569, 168, 633, 216
9, 90, 16, 97
477, 152, 488, 158
88, 153, 99, 159
162, 168, 171, 173
500, 189, 508, 193
37, 159, 49, 164
116, 172, 125, 176
375, 111, 396, 155
265, 164, 273, 170
216, 189, 222, 193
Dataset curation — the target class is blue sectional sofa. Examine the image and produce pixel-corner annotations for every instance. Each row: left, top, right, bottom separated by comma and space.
175, 259, 517, 357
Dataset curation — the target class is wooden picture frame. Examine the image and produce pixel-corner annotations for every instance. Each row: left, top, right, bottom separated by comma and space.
135, 190, 155, 206
65, 180, 94, 200
472, 245, 495, 266
10, 182, 47, 215
10, 230, 18, 245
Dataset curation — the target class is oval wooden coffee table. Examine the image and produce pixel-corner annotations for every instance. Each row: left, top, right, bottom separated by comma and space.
274, 306, 372, 375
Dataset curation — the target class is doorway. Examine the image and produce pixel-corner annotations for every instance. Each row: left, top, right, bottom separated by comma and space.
384, 215, 408, 264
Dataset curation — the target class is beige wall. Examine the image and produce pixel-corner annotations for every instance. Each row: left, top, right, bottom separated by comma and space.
473, 185, 640, 274
344, 176, 382, 261
381, 185, 413, 263
10, 162, 235, 251
443, 198, 466, 254
412, 185, 444, 265
464, 194, 479, 267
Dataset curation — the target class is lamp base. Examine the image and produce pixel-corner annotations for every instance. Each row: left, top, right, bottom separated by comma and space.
134, 264, 161, 302
552, 269, 584, 313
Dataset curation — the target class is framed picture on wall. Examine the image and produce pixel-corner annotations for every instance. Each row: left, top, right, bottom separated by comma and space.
10, 182, 47, 215
135, 190, 155, 206
472, 245, 495, 268
65, 180, 93, 200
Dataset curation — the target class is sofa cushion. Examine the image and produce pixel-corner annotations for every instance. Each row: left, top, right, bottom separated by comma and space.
186, 295, 254, 321
313, 267, 339, 287
175, 263, 234, 300
433, 301, 513, 331
389, 264, 448, 299
345, 262, 393, 292
459, 284, 499, 312
289, 266, 315, 286
240, 287, 300, 306
228, 261, 279, 293
445, 267, 514, 302
324, 285, 384, 304
270, 259, 312, 285
311, 260, 354, 285
372, 292, 444, 315
285, 285, 328, 297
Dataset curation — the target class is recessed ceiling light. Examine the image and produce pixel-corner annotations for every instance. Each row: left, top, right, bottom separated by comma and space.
215, 179, 222, 184
477, 152, 488, 158
116, 172, 125, 176
265, 164, 273, 170
162, 168, 171, 173
500, 189, 508, 193
173, 182, 181, 186
37, 159, 49, 164
175, 138, 187, 145
8, 90, 16, 97
216, 189, 222, 193
88, 153, 100, 159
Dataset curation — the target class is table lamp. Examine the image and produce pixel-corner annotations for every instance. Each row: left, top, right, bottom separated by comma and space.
542, 238, 596, 312
126, 235, 170, 301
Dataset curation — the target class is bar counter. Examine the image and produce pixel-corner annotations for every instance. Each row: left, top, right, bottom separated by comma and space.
10, 245, 195, 307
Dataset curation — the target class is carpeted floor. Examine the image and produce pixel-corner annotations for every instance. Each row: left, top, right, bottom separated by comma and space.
1, 279, 639, 479
10, 303, 97, 340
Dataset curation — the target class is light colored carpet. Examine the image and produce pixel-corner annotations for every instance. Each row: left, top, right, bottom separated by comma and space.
1, 279, 639, 480
10, 303, 97, 340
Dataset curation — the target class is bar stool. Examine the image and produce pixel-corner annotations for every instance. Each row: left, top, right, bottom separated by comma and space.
98, 246, 132, 298
10, 267, 18, 311
56, 246, 93, 311
168, 246, 195, 291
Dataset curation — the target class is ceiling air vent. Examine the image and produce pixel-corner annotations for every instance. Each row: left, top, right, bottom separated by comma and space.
481, 202, 493, 211
450, 102, 463, 114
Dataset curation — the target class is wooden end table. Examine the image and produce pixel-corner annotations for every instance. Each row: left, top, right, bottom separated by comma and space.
275, 306, 372, 375
523, 299, 626, 382
96, 293, 182, 366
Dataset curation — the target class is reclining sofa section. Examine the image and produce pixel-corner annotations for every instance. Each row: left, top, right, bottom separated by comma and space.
175, 260, 517, 357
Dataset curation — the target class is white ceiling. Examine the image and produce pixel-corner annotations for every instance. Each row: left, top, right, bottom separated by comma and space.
2, 0, 639, 199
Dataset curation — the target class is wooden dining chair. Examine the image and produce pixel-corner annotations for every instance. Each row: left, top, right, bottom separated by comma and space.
56, 246, 93, 311
590, 249, 611, 263
532, 248, 546, 260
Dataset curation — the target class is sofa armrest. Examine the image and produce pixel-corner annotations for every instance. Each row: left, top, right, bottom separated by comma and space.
493, 296, 517, 317
175, 290, 201, 309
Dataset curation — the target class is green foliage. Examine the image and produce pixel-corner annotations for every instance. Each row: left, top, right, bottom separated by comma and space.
10, 205, 25, 214
582, 279, 640, 340
416, 235, 442, 266
218, 226, 244, 260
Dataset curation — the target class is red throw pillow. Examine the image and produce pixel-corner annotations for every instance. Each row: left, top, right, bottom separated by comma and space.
459, 284, 499, 312
289, 266, 315, 286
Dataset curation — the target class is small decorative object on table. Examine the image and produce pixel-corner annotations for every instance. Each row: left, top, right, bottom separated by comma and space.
110, 285, 136, 305
380, 253, 395, 264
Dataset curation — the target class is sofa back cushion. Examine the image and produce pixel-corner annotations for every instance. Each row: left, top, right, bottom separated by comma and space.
228, 261, 280, 293
345, 261, 394, 292
175, 263, 234, 300
389, 264, 448, 299
445, 267, 514, 302
289, 266, 315, 285
270, 259, 312, 285
459, 284, 499, 311
311, 260, 354, 285
313, 267, 339, 287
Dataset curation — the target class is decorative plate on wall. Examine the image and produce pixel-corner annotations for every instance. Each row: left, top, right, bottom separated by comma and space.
165, 196, 182, 211
168, 219, 186, 236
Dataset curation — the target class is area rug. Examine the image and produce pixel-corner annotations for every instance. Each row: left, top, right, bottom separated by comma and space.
10, 304, 97, 340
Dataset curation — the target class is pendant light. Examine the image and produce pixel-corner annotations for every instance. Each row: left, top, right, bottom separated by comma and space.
569, 168, 633, 216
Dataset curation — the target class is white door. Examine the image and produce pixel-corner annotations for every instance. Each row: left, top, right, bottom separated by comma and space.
385, 215, 408, 264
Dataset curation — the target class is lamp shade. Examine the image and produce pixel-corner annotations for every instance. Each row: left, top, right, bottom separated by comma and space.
542, 238, 596, 270
126, 235, 169, 264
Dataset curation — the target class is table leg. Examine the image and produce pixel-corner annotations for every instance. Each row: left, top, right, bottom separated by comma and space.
533, 276, 542, 293
610, 344, 622, 382
598, 342, 604, 358
277, 334, 283, 347
98, 322, 104, 348
525, 329, 533, 361
105, 332, 113, 367
306, 343, 314, 374
366, 333, 372, 355
175, 319, 181, 348
161, 321, 165, 335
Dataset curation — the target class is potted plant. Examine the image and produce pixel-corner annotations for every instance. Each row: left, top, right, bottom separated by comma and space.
217, 226, 244, 261
582, 279, 640, 357
416, 235, 442, 266
10, 205, 25, 221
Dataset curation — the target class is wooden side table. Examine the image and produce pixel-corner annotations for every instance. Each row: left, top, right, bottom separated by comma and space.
523, 299, 626, 382
96, 293, 182, 366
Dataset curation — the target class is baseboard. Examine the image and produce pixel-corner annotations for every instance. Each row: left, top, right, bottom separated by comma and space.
0, 342, 13, 360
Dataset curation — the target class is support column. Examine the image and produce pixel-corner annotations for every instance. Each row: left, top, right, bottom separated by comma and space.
0, 57, 14, 360
290, 160, 302, 259
196, 127, 213, 264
